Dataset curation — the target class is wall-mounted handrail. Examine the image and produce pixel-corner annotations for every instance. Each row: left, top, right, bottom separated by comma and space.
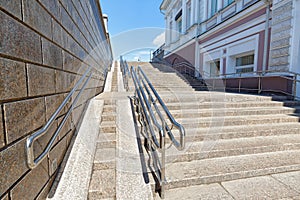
26, 67, 92, 169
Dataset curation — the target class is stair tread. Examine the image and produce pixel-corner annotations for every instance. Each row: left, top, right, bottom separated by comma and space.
175, 113, 300, 122
174, 122, 300, 133
170, 106, 295, 113
165, 150, 300, 185
166, 134, 300, 158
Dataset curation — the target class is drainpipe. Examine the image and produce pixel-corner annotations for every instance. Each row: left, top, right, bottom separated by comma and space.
195, 0, 201, 78
262, 0, 271, 72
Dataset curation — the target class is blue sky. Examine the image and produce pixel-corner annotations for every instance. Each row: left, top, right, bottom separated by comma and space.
99, 0, 165, 61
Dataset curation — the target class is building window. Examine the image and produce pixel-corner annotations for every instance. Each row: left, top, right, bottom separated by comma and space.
186, 1, 192, 29
235, 54, 254, 73
175, 10, 182, 38
210, 0, 218, 17
177, 16, 182, 33
223, 0, 234, 7
169, 21, 173, 43
210, 60, 220, 77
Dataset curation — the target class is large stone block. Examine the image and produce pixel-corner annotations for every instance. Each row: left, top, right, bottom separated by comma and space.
0, 112, 4, 148
49, 136, 67, 176
0, 57, 27, 101
0, 139, 28, 195
271, 37, 291, 50
273, 1, 293, 15
33, 121, 58, 159
45, 94, 66, 121
57, 115, 72, 140
56, 70, 79, 93
271, 47, 290, 58
52, 20, 63, 46
42, 38, 63, 69
27, 64, 56, 97
61, 6, 75, 37
272, 29, 291, 41
22, 0, 52, 39
36, 176, 55, 200
0, 11, 42, 63
38, 0, 61, 20
71, 104, 84, 127
63, 50, 86, 74
11, 158, 49, 200
4, 98, 45, 144
0, 0, 22, 19
270, 55, 289, 66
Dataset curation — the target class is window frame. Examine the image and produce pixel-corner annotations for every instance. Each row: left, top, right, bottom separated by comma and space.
223, 0, 234, 8
210, 0, 218, 17
186, 0, 192, 29
235, 54, 255, 74
210, 59, 220, 77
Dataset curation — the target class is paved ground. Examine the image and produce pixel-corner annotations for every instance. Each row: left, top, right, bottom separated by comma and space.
163, 171, 300, 199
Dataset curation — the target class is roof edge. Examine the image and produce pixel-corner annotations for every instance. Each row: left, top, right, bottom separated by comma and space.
160, 0, 171, 11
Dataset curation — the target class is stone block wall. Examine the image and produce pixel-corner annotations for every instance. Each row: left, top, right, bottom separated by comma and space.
269, 0, 293, 71
0, 0, 112, 199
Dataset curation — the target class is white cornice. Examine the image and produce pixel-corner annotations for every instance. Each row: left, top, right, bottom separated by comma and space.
160, 0, 172, 10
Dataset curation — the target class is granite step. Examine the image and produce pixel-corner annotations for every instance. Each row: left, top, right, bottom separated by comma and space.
101, 113, 116, 122
93, 147, 116, 170
165, 101, 295, 109
174, 114, 300, 128
100, 121, 117, 133
165, 134, 300, 163
168, 122, 300, 142
158, 93, 294, 103
162, 150, 300, 190
103, 99, 117, 105
103, 105, 116, 113
167, 106, 296, 118
88, 169, 116, 199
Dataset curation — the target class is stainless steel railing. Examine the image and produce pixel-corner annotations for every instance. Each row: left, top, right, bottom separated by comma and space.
25, 67, 93, 169
166, 60, 300, 99
203, 70, 300, 99
130, 66, 185, 199
120, 58, 130, 91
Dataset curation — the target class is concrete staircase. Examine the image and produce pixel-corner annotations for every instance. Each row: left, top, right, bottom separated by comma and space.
132, 62, 300, 199
151, 62, 209, 91
88, 66, 118, 199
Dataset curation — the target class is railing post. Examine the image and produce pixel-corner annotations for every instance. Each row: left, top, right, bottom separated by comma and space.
238, 73, 241, 93
293, 74, 297, 100
161, 125, 166, 199
224, 76, 226, 92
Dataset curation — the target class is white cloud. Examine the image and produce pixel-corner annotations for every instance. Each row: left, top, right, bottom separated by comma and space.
153, 32, 165, 47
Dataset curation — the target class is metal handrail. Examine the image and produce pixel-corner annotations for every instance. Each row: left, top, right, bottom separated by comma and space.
167, 60, 300, 99
25, 67, 92, 169
131, 68, 164, 149
138, 67, 185, 150
204, 70, 300, 99
120, 58, 130, 91
131, 66, 185, 198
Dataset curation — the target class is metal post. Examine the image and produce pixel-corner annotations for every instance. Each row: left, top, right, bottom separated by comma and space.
293, 74, 297, 100
224, 76, 227, 92
161, 123, 166, 199
238, 77, 241, 93
258, 76, 261, 94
